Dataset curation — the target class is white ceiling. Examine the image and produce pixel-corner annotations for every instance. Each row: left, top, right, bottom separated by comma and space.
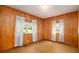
8, 5, 78, 18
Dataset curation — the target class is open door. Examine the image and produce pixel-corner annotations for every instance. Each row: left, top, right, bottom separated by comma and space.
52, 20, 64, 43
14, 16, 25, 47
32, 20, 37, 42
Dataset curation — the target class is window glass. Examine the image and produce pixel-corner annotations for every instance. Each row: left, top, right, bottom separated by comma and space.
24, 22, 32, 34
56, 22, 60, 33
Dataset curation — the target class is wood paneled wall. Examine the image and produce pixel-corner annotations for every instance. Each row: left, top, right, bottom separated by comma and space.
0, 6, 44, 51
44, 11, 78, 47
78, 10, 79, 51
43, 19, 52, 40
64, 12, 78, 47
0, 5, 78, 51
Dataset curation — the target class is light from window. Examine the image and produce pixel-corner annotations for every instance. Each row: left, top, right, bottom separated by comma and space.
24, 22, 32, 34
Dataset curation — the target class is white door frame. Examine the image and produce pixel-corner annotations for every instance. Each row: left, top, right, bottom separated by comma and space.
14, 16, 25, 47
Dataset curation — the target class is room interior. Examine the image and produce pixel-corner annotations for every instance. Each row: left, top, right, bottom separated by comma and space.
0, 5, 79, 53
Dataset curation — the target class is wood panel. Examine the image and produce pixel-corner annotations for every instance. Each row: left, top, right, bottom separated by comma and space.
78, 11, 79, 50
64, 12, 78, 47
56, 33, 59, 42
0, 6, 24, 51
2, 6, 15, 51
0, 6, 3, 51
0, 6, 44, 51
0, 5, 78, 52
37, 19, 44, 41
43, 19, 52, 40
23, 34, 32, 45
44, 11, 78, 47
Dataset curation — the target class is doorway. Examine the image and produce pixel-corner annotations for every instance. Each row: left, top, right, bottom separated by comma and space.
52, 20, 64, 42
14, 16, 25, 47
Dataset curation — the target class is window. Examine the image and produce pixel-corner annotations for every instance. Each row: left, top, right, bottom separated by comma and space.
24, 22, 32, 34
56, 22, 60, 33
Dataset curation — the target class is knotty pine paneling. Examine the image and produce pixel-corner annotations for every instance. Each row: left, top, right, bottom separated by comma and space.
44, 11, 78, 47
0, 5, 78, 52
64, 12, 78, 47
0, 6, 44, 51
78, 11, 79, 51
0, 6, 3, 50
43, 19, 52, 40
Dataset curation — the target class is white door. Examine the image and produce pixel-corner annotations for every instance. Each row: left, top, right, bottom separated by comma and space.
59, 20, 64, 42
32, 20, 37, 42
51, 20, 64, 42
52, 21, 56, 41
14, 16, 25, 47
